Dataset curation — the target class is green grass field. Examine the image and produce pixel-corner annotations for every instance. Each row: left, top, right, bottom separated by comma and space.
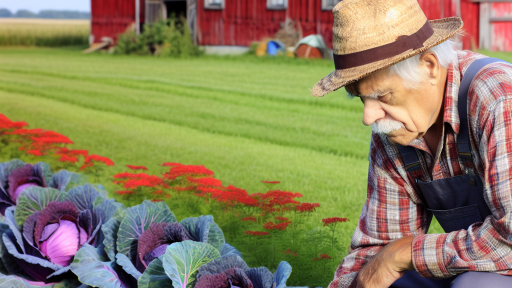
1, 47, 511, 287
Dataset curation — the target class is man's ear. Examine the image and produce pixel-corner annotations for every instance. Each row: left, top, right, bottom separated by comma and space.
419, 52, 441, 85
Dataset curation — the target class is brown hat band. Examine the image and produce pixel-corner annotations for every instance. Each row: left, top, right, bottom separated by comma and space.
333, 21, 434, 70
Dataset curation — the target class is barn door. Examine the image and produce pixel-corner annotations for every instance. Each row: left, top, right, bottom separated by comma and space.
187, 0, 198, 45
163, 0, 188, 19
146, 0, 166, 24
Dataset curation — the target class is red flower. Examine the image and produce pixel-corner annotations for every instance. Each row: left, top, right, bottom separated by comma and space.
263, 221, 292, 231
84, 155, 114, 166
56, 147, 88, 157
295, 202, 320, 213
113, 173, 168, 190
261, 181, 280, 184
322, 217, 348, 226
162, 164, 214, 180
113, 172, 139, 179
0, 114, 28, 130
123, 178, 162, 189
151, 199, 163, 202
320, 254, 332, 259
196, 185, 259, 207
126, 165, 148, 171
244, 231, 269, 236
281, 249, 298, 256
5, 128, 45, 136
313, 254, 332, 261
79, 162, 94, 171
241, 216, 257, 222
257, 190, 303, 214
26, 150, 43, 156
31, 132, 73, 145
58, 155, 78, 164
154, 190, 163, 194
187, 177, 222, 187
173, 186, 195, 192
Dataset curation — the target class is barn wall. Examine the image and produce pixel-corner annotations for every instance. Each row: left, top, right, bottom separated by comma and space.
197, 0, 334, 47
197, 0, 478, 50
491, 2, 512, 51
460, 0, 479, 50
90, 0, 145, 44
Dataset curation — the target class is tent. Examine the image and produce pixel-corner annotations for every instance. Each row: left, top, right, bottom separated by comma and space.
294, 34, 327, 59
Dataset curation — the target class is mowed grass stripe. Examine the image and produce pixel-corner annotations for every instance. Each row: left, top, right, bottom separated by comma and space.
0, 48, 351, 104
0, 67, 364, 113
0, 68, 371, 158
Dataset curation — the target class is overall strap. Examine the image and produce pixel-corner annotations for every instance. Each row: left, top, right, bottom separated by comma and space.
456, 58, 505, 163
398, 58, 506, 177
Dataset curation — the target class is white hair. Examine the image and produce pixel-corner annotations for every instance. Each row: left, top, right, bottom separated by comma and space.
389, 40, 457, 89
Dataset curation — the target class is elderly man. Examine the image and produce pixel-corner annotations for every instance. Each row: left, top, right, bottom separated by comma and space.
312, 0, 512, 288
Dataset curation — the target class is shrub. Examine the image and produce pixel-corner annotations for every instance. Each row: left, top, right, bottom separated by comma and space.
114, 16, 202, 57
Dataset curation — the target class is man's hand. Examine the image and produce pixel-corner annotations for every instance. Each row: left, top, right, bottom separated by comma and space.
356, 236, 415, 288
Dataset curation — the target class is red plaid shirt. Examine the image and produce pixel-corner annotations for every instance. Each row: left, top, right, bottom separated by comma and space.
329, 50, 512, 288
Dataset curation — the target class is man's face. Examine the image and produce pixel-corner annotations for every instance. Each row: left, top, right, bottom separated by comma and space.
346, 64, 444, 146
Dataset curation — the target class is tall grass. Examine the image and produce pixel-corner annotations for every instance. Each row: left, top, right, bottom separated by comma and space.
0, 19, 89, 46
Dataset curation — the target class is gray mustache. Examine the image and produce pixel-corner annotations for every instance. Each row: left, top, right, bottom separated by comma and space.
372, 119, 405, 134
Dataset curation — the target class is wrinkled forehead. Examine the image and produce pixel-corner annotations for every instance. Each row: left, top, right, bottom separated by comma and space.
345, 68, 392, 97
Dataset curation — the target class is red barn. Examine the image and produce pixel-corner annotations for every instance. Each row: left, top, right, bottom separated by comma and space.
89, 0, 512, 51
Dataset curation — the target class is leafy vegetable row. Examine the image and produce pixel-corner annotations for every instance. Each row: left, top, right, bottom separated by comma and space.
0, 159, 292, 288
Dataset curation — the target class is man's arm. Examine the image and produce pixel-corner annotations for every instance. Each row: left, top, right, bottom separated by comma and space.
355, 236, 414, 288
329, 133, 431, 288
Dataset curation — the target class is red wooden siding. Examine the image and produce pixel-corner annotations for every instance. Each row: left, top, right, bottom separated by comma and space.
90, 0, 145, 44
491, 3, 512, 51
197, 0, 334, 47
197, 0, 478, 50
89, 0, 483, 50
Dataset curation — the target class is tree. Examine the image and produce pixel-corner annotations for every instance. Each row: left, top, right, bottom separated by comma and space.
15, 9, 36, 18
0, 8, 12, 17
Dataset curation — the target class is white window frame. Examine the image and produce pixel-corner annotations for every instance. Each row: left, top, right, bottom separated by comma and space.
267, 0, 287, 10
321, 0, 342, 11
204, 0, 224, 10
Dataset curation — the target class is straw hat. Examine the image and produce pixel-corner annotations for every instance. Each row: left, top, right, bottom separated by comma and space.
311, 0, 463, 97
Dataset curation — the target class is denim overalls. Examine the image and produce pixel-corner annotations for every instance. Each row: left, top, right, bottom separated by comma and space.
390, 58, 512, 288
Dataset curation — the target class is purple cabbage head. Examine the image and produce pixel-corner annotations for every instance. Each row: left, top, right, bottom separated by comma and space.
0, 184, 123, 285
195, 255, 293, 288
0, 160, 78, 216
196, 268, 253, 288
136, 222, 189, 272
31, 201, 89, 267
70, 200, 229, 288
